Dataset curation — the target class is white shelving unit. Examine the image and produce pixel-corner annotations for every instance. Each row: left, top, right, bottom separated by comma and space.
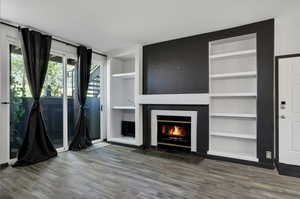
107, 46, 143, 146
208, 33, 258, 162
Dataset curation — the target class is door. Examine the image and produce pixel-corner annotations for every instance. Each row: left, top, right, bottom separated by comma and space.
279, 56, 300, 165
67, 59, 104, 143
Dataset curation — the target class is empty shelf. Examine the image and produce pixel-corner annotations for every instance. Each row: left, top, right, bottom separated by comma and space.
210, 113, 256, 118
210, 71, 257, 79
210, 93, 257, 97
108, 137, 136, 145
210, 49, 256, 59
112, 106, 135, 110
208, 151, 258, 162
112, 72, 135, 78
210, 132, 256, 140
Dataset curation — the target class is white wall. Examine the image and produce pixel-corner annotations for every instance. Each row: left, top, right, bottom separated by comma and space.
275, 6, 300, 56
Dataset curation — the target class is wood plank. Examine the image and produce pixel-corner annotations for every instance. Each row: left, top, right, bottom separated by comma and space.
1, 144, 300, 199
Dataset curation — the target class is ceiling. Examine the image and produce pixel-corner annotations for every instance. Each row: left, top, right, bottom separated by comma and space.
0, 0, 297, 53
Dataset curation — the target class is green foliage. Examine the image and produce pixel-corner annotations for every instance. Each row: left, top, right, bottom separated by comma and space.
43, 59, 63, 96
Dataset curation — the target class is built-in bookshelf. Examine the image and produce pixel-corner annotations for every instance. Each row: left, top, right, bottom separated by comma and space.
107, 46, 142, 146
208, 33, 258, 162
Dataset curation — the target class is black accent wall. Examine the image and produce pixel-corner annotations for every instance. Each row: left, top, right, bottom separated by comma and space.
143, 19, 274, 169
143, 37, 208, 94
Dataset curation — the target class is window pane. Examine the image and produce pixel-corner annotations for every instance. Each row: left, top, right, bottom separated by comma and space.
87, 63, 102, 140
9, 45, 32, 158
40, 55, 64, 148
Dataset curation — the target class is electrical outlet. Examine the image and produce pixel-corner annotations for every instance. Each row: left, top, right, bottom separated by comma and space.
266, 151, 272, 159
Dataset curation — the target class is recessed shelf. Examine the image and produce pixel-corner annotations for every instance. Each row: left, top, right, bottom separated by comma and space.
112, 72, 135, 78
210, 132, 256, 140
210, 71, 256, 79
208, 151, 258, 162
210, 113, 256, 118
209, 49, 256, 59
112, 106, 135, 110
210, 93, 257, 97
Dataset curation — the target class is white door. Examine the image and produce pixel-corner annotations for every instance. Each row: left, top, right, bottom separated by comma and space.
279, 56, 300, 165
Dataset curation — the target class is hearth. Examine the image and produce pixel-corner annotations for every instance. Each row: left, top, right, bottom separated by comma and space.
157, 115, 191, 149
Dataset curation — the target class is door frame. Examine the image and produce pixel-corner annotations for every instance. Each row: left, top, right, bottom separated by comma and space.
275, 54, 300, 177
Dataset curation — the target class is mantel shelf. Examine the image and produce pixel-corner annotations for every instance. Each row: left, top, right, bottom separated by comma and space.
210, 71, 257, 79
112, 72, 135, 78
209, 49, 256, 59
210, 93, 257, 97
210, 113, 256, 118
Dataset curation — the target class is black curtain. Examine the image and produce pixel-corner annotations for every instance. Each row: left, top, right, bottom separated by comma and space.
69, 46, 93, 151
14, 28, 57, 166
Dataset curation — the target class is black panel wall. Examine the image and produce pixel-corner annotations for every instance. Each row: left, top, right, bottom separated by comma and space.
143, 19, 274, 169
143, 37, 208, 94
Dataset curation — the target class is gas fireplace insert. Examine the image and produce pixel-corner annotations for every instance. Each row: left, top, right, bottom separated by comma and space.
157, 115, 191, 149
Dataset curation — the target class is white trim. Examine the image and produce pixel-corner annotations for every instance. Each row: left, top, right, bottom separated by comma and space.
151, 110, 198, 152
63, 56, 68, 150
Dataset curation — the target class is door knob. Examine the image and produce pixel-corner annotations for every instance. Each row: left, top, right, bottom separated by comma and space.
1, 102, 10, 105
280, 115, 286, 119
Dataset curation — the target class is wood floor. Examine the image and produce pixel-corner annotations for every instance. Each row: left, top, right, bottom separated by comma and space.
1, 144, 300, 199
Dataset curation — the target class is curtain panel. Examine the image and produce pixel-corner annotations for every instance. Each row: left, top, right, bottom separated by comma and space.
69, 46, 93, 150
14, 28, 57, 166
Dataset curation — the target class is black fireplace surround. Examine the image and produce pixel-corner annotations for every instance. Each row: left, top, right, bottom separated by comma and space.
143, 105, 209, 154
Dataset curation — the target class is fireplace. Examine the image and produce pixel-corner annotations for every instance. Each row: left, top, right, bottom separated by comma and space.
157, 116, 191, 149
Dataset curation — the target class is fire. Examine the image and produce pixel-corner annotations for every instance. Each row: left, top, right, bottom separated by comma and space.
162, 125, 186, 137
170, 126, 185, 136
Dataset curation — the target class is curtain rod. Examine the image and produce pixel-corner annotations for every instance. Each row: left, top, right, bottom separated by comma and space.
0, 20, 107, 57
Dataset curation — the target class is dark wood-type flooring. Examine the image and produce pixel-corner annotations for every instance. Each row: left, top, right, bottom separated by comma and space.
1, 144, 300, 199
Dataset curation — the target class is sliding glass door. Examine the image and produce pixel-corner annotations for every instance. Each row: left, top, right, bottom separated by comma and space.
40, 54, 64, 149
7, 43, 104, 159
9, 44, 31, 158
67, 60, 103, 143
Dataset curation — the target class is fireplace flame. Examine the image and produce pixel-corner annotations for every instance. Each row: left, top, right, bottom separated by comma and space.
161, 125, 188, 137
170, 126, 184, 136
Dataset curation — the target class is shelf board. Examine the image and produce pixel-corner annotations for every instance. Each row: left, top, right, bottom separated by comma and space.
112, 106, 135, 110
210, 113, 256, 118
208, 150, 258, 162
108, 137, 136, 145
210, 71, 257, 79
112, 72, 135, 78
210, 132, 256, 140
210, 93, 257, 97
209, 49, 256, 59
